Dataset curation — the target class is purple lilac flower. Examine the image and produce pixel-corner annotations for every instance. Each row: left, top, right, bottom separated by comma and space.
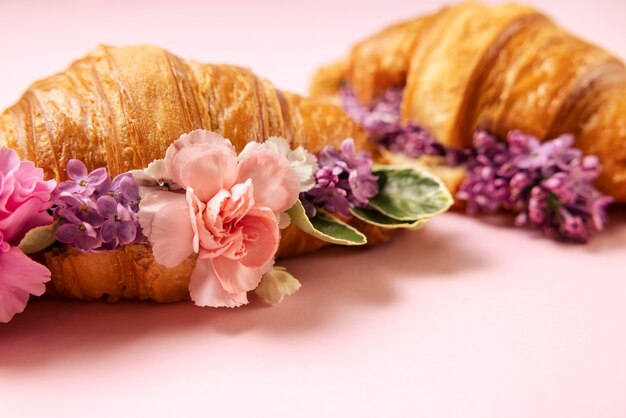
52, 159, 143, 252
340, 87, 403, 136
303, 138, 378, 219
55, 159, 109, 196
340, 87, 444, 158
55, 209, 102, 252
457, 130, 613, 242
110, 173, 140, 210
340, 85, 613, 242
97, 196, 139, 248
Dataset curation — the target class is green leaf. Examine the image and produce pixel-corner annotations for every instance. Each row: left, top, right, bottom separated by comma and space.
18, 221, 58, 254
350, 207, 429, 230
369, 166, 453, 221
287, 200, 367, 246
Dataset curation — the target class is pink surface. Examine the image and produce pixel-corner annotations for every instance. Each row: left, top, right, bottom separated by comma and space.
1, 1, 626, 417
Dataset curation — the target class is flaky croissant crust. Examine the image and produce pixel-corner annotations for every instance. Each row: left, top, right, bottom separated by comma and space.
311, 2, 626, 201
0, 45, 390, 302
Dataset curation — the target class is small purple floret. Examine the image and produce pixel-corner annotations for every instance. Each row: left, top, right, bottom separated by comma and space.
56, 159, 109, 196
52, 160, 143, 252
303, 138, 378, 219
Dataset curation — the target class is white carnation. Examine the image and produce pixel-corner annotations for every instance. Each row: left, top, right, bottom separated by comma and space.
255, 266, 302, 305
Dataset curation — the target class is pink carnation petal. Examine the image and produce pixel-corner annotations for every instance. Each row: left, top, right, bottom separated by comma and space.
237, 148, 300, 212
165, 130, 237, 188
0, 246, 51, 323
239, 207, 280, 268
148, 194, 195, 268
0, 197, 54, 245
0, 147, 20, 176
223, 180, 255, 221
194, 188, 226, 253
188, 259, 248, 308
0, 174, 12, 215
138, 190, 187, 237
14, 162, 48, 197
179, 149, 238, 202
212, 256, 265, 294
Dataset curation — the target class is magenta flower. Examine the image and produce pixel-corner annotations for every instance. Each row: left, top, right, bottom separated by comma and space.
0, 147, 56, 323
303, 138, 378, 218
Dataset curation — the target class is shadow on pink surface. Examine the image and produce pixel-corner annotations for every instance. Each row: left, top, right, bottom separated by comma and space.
1, 209, 624, 369
0, 221, 486, 368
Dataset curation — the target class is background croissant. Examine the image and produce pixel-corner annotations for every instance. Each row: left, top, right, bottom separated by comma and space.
311, 2, 626, 201
0, 45, 390, 303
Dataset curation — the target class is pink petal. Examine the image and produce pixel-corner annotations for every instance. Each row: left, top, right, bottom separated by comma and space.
236, 148, 300, 212
222, 179, 255, 223
239, 207, 280, 268
188, 259, 248, 308
212, 256, 265, 294
147, 193, 195, 268
0, 246, 51, 323
179, 148, 238, 202
14, 161, 54, 199
138, 190, 187, 237
164, 130, 236, 188
0, 147, 21, 177
197, 190, 230, 252
0, 198, 54, 245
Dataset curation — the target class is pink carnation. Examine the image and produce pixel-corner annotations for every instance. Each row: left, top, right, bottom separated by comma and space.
0, 147, 56, 323
138, 130, 300, 307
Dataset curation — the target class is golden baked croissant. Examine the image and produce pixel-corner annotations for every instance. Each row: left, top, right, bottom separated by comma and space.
0, 45, 394, 303
311, 2, 626, 201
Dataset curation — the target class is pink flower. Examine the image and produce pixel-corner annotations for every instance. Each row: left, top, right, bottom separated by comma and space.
0, 147, 56, 323
0, 246, 53, 322
138, 130, 300, 307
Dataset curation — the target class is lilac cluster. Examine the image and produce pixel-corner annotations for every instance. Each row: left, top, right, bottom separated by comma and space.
52, 160, 142, 252
302, 138, 379, 219
340, 85, 614, 242
340, 87, 445, 158
457, 130, 613, 241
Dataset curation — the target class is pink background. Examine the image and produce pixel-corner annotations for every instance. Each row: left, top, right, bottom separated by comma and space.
1, 1, 626, 417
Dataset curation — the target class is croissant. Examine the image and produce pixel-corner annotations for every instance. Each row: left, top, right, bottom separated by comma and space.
311, 2, 626, 201
0, 44, 392, 303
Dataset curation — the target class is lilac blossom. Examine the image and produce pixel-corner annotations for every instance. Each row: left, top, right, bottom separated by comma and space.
54, 159, 109, 196
457, 130, 613, 242
97, 196, 139, 248
303, 138, 378, 219
55, 209, 102, 252
340, 85, 613, 242
110, 173, 141, 209
340, 87, 444, 158
53, 160, 143, 252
